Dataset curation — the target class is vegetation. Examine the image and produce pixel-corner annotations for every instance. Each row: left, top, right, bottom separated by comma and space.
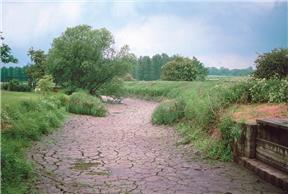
68, 92, 106, 116
124, 78, 288, 161
1, 66, 28, 82
26, 48, 47, 88
0, 34, 18, 64
2, 79, 31, 92
47, 25, 133, 95
133, 53, 172, 81
35, 75, 55, 94
253, 48, 288, 79
208, 66, 254, 76
1, 91, 67, 194
161, 56, 207, 81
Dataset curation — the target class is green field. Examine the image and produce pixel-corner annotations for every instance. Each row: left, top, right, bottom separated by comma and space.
1, 91, 40, 106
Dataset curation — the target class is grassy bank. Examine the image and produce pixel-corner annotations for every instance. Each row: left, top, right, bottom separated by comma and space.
124, 80, 238, 161
1, 91, 68, 194
1, 91, 106, 194
124, 79, 288, 161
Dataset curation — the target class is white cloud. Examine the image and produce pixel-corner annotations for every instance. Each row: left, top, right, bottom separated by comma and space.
198, 54, 256, 69
115, 15, 216, 56
2, 1, 83, 47
114, 14, 255, 68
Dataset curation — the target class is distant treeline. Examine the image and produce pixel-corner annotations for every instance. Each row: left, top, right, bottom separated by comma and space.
132, 53, 174, 81
1, 66, 28, 82
207, 67, 254, 76
132, 53, 253, 80
1, 58, 253, 83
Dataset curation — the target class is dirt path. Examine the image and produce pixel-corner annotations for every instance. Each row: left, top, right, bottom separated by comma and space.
29, 98, 283, 194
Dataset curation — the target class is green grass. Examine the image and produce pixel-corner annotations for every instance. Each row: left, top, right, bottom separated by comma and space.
68, 92, 106, 116
1, 91, 68, 194
1, 90, 40, 106
1, 90, 107, 193
125, 80, 244, 161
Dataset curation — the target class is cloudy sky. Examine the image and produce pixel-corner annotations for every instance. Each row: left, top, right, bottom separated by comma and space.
1, 0, 287, 68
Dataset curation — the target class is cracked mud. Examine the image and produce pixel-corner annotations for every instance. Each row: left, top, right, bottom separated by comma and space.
28, 98, 283, 194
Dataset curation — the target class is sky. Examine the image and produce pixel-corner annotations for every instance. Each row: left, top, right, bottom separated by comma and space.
1, 0, 287, 68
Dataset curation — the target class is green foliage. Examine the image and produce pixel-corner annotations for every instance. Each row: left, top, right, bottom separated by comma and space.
68, 92, 106, 116
47, 25, 132, 96
2, 79, 31, 92
207, 117, 242, 161
152, 99, 185, 124
26, 48, 47, 88
133, 53, 171, 81
1, 66, 28, 82
125, 80, 245, 161
122, 73, 135, 81
1, 94, 66, 194
249, 79, 288, 103
0, 44, 18, 64
35, 75, 55, 94
208, 66, 254, 76
161, 56, 207, 81
253, 48, 288, 79
96, 77, 126, 98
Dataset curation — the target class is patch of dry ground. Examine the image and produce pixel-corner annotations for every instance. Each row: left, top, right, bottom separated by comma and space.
28, 98, 283, 193
230, 103, 288, 124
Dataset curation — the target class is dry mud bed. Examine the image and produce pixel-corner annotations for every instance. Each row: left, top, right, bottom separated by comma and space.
28, 98, 284, 194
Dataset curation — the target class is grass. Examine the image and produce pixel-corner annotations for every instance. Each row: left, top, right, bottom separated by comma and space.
1, 90, 40, 106
1, 91, 68, 194
124, 80, 244, 161
68, 92, 106, 116
1, 90, 107, 193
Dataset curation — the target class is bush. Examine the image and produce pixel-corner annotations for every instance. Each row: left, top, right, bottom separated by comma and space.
152, 99, 185, 124
249, 79, 288, 103
207, 117, 241, 161
96, 77, 126, 98
161, 56, 207, 81
35, 75, 55, 94
2, 79, 31, 92
68, 92, 106, 116
253, 48, 288, 79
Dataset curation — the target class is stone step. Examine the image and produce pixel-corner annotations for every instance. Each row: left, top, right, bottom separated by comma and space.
240, 157, 288, 191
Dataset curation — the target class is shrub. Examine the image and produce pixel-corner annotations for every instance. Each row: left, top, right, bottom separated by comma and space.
249, 79, 288, 103
68, 92, 106, 116
122, 73, 134, 81
152, 99, 185, 124
253, 48, 288, 79
35, 75, 55, 94
96, 77, 126, 98
161, 56, 207, 81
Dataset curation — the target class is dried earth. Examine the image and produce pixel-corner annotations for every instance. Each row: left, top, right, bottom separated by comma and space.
28, 98, 284, 194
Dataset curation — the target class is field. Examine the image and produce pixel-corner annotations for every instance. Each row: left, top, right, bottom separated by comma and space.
1, 90, 40, 106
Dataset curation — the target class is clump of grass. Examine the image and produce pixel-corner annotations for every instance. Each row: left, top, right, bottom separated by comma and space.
1, 94, 67, 194
152, 99, 185, 125
68, 92, 106, 116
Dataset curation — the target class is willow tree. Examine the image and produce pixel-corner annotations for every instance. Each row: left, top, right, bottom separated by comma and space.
47, 25, 133, 95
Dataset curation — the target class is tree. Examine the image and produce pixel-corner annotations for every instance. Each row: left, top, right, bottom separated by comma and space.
253, 48, 288, 79
26, 48, 47, 88
0, 33, 18, 64
161, 56, 208, 81
47, 25, 132, 95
